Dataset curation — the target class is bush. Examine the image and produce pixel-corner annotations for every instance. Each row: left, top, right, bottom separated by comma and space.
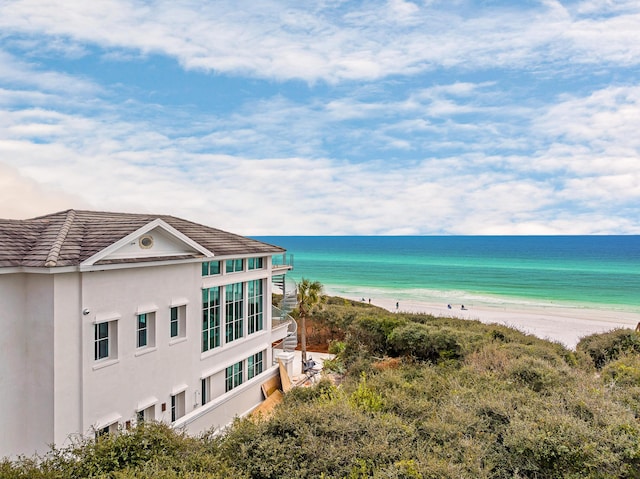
577, 329, 640, 369
387, 324, 462, 363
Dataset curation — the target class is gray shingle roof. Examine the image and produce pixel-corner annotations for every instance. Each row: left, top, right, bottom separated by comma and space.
0, 209, 285, 268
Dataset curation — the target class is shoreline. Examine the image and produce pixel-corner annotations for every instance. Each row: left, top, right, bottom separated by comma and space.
332, 291, 640, 350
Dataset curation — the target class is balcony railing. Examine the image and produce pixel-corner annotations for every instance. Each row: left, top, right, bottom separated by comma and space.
272, 253, 294, 270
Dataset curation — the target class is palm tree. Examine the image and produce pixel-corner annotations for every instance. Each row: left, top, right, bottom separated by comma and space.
297, 278, 323, 368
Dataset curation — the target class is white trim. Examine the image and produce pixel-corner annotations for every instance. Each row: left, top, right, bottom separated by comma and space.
134, 347, 157, 357
95, 412, 122, 430
137, 397, 159, 411
92, 358, 119, 371
136, 304, 158, 314
171, 383, 189, 395
81, 219, 215, 267
170, 298, 189, 307
93, 311, 121, 324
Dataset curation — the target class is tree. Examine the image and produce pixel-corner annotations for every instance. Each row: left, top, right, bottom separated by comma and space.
297, 278, 324, 368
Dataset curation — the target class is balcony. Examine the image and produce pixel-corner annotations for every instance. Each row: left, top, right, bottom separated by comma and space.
272, 253, 294, 273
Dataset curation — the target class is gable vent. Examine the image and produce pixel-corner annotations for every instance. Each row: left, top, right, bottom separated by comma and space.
139, 235, 154, 249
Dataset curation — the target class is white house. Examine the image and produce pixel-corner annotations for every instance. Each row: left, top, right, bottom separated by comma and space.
0, 209, 294, 458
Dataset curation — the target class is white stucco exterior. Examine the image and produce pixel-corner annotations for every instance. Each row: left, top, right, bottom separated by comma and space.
0, 220, 291, 458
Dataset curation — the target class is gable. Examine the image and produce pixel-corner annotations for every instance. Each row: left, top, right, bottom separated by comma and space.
82, 219, 213, 267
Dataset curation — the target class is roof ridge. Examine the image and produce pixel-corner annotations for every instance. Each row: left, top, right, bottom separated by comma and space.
44, 209, 77, 267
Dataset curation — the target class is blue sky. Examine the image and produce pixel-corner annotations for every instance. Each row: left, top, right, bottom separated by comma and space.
1, 0, 639, 235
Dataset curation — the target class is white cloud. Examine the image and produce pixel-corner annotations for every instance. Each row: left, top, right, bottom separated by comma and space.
1, 1, 640, 83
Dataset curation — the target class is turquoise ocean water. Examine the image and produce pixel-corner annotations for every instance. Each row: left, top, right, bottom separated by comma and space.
255, 236, 640, 313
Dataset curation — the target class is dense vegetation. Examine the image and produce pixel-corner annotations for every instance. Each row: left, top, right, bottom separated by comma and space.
4, 298, 640, 478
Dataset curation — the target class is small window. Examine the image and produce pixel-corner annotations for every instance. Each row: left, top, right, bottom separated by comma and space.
95, 422, 118, 439
171, 392, 186, 422
136, 404, 155, 423
201, 377, 210, 405
225, 361, 243, 392
95, 321, 117, 361
225, 259, 244, 273
248, 351, 264, 380
170, 305, 186, 339
248, 257, 264, 270
137, 312, 155, 349
201, 261, 221, 277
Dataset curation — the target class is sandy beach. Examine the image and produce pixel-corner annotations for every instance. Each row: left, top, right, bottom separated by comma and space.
340, 294, 640, 350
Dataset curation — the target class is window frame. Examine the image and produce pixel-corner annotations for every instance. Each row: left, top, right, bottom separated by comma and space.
202, 287, 221, 352
225, 282, 244, 344
248, 351, 264, 380
225, 258, 244, 273
225, 361, 244, 392
248, 279, 264, 335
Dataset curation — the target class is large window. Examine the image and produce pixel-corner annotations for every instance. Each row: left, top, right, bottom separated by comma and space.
225, 282, 244, 343
248, 351, 264, 380
248, 257, 263, 270
201, 260, 221, 276
94, 321, 117, 361
225, 361, 243, 392
225, 259, 244, 273
202, 287, 221, 352
137, 313, 155, 348
248, 279, 264, 334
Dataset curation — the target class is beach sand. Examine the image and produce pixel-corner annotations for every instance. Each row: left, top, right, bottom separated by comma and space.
341, 295, 640, 350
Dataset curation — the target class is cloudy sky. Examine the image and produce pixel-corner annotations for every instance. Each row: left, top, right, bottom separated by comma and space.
1, 0, 639, 235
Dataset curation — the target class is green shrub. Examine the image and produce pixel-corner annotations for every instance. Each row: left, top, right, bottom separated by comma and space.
387, 324, 462, 363
602, 354, 640, 387
577, 328, 640, 369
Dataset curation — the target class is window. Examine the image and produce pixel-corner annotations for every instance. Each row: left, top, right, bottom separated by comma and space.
225, 282, 243, 343
225, 258, 244, 273
170, 305, 186, 339
201, 376, 213, 406
136, 405, 155, 423
202, 288, 220, 352
248, 257, 263, 270
248, 351, 264, 380
171, 392, 185, 422
94, 321, 117, 361
201, 260, 220, 276
96, 422, 118, 438
225, 361, 243, 392
137, 312, 155, 348
248, 279, 264, 334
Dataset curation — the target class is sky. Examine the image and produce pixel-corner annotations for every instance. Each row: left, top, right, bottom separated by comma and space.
1, 0, 639, 235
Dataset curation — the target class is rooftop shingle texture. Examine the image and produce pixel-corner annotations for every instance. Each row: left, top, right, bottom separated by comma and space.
0, 209, 285, 268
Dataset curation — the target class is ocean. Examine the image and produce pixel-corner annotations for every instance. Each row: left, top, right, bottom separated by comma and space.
255, 236, 640, 314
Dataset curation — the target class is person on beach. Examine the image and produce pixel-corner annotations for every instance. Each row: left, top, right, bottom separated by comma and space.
461, 304, 466, 310
447, 304, 452, 309
396, 302, 399, 312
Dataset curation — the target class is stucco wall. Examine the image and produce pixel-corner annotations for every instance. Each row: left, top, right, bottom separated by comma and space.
0, 273, 29, 457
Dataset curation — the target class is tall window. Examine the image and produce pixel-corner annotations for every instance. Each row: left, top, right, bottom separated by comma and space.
248, 279, 264, 334
170, 305, 186, 339
202, 287, 220, 352
136, 312, 155, 349
170, 306, 179, 338
225, 282, 244, 343
225, 361, 243, 392
248, 351, 264, 380
248, 257, 263, 270
171, 391, 185, 422
225, 259, 244, 273
201, 260, 221, 276
95, 322, 110, 360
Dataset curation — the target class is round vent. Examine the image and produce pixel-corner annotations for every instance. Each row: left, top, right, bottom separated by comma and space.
139, 235, 154, 249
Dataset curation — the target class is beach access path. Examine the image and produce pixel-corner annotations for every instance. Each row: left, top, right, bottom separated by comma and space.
346, 296, 640, 350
